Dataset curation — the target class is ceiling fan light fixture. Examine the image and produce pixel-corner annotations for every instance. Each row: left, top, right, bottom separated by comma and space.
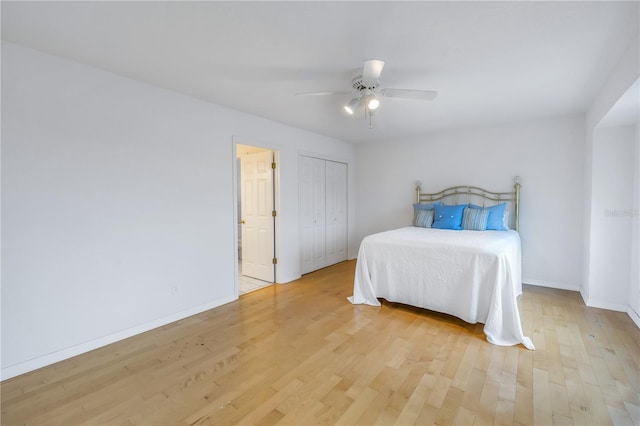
344, 97, 360, 115
367, 96, 380, 110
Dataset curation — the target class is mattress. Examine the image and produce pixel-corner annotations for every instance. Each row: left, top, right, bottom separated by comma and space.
348, 226, 534, 349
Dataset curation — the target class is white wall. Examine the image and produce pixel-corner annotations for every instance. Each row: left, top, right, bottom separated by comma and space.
1, 42, 356, 379
584, 33, 639, 319
355, 114, 586, 290
632, 123, 640, 321
589, 126, 635, 310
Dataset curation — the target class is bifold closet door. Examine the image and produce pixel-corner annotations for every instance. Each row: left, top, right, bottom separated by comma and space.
325, 160, 347, 266
300, 156, 325, 274
299, 156, 347, 275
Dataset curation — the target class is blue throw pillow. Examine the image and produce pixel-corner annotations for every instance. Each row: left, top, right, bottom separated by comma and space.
413, 209, 435, 228
412, 202, 441, 227
462, 207, 490, 231
432, 204, 466, 230
469, 203, 507, 230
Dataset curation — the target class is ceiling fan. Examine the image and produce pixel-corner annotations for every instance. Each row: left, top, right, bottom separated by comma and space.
295, 59, 438, 128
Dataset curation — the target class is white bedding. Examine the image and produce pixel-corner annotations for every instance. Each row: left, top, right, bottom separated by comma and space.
348, 227, 534, 350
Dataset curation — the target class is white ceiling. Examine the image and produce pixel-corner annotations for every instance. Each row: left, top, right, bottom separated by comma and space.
2, 1, 638, 143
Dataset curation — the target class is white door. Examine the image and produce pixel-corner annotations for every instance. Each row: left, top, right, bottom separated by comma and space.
325, 160, 347, 266
300, 156, 348, 274
311, 158, 327, 272
241, 151, 274, 282
300, 156, 328, 274
299, 156, 314, 274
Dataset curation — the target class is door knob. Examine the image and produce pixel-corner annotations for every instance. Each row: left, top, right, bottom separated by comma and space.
240, 220, 245, 224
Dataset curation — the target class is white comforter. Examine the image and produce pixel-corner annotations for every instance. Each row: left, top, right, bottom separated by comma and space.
348, 227, 534, 350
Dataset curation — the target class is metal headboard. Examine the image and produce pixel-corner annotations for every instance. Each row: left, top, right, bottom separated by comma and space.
415, 177, 521, 231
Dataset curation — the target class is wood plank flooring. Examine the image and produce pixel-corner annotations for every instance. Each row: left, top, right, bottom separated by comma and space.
2, 260, 639, 425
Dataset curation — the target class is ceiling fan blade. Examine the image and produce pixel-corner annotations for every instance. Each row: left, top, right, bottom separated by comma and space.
362, 59, 385, 85
380, 88, 438, 101
295, 91, 351, 97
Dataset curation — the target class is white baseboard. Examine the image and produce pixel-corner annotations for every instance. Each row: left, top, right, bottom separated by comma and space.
277, 273, 302, 284
1, 296, 236, 381
522, 278, 581, 292
583, 298, 629, 313
524, 280, 640, 329
628, 308, 640, 329
579, 287, 589, 306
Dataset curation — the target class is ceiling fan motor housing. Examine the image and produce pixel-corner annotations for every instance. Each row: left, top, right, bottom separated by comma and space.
351, 75, 379, 92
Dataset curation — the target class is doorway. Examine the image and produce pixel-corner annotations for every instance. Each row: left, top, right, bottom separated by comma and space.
236, 144, 277, 294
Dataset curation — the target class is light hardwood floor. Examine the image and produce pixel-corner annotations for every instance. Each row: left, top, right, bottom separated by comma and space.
2, 260, 639, 425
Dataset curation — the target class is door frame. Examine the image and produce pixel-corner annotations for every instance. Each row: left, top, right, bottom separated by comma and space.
232, 138, 280, 296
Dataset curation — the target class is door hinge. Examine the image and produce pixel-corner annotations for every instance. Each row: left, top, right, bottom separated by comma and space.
272, 162, 276, 169
272, 258, 278, 265
272, 210, 277, 217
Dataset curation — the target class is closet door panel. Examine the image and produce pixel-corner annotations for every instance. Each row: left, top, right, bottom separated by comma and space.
325, 160, 347, 266
311, 158, 327, 271
299, 156, 316, 274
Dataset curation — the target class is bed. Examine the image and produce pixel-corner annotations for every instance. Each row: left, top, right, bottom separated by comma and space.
348, 178, 534, 350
